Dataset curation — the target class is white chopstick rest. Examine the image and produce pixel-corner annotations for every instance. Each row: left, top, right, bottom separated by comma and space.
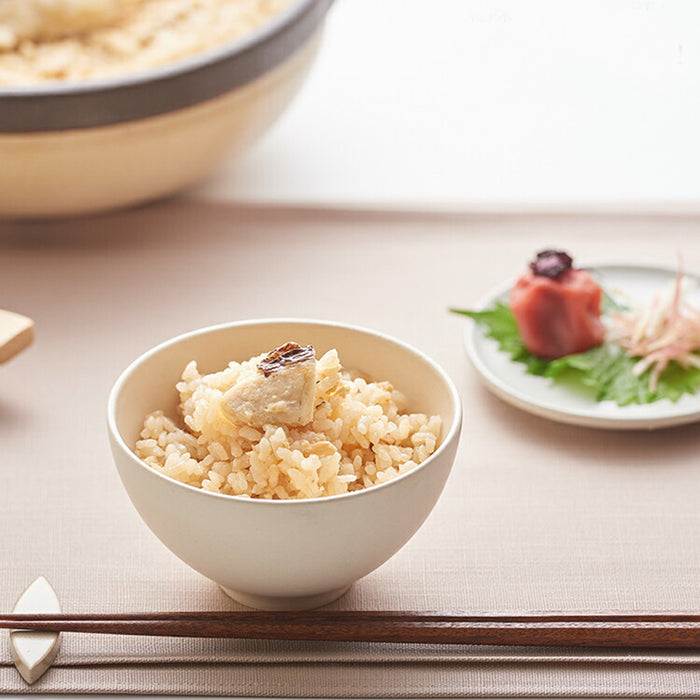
0, 309, 34, 363
10, 577, 62, 685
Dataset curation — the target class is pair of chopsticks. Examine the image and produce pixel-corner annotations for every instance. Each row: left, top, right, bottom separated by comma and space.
1, 611, 699, 648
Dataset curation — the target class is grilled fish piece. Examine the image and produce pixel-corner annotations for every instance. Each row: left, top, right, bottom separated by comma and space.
0, 0, 129, 49
221, 343, 317, 427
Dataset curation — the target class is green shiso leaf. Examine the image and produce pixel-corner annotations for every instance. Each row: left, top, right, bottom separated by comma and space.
450, 303, 549, 374
450, 302, 700, 406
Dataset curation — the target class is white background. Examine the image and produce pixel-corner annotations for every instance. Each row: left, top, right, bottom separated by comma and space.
198, 0, 700, 210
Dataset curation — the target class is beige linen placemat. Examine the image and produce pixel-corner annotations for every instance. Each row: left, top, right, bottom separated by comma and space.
0, 203, 698, 696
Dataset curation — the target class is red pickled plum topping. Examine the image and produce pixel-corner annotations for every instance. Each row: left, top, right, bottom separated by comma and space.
530, 250, 573, 279
510, 256, 605, 360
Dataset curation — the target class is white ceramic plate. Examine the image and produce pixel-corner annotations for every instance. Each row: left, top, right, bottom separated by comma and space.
464, 262, 700, 430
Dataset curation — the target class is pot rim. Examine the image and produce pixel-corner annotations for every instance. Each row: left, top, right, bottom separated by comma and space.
0, 0, 332, 132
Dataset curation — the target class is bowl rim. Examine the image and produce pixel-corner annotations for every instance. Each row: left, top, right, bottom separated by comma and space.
107, 317, 463, 507
0, 0, 332, 132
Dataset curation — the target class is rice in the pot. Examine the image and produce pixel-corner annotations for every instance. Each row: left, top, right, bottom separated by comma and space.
0, 0, 293, 84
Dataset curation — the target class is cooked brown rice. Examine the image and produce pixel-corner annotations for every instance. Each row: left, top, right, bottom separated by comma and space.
135, 348, 442, 500
0, 0, 292, 84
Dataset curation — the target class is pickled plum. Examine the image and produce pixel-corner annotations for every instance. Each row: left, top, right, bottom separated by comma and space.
510, 253, 605, 359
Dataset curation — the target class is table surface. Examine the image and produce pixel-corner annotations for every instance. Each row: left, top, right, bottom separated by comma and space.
195, 0, 700, 211
1, 206, 699, 698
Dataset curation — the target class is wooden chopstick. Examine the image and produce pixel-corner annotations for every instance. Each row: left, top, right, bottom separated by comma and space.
1, 611, 698, 648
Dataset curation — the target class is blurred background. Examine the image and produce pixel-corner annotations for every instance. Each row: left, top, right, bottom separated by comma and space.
198, 0, 700, 212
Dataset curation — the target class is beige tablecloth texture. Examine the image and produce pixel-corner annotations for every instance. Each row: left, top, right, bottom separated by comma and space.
0, 203, 698, 696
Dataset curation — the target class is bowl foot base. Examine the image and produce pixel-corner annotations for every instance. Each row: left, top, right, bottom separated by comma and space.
219, 584, 351, 611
